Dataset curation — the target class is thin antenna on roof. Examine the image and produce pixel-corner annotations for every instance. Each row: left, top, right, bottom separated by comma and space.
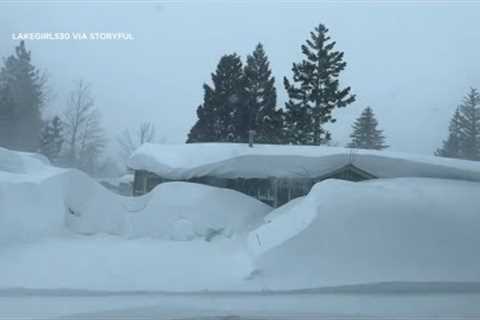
348, 148, 358, 165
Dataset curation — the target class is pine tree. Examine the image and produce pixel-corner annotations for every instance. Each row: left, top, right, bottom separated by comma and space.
244, 43, 284, 144
348, 107, 388, 150
284, 24, 355, 145
436, 88, 480, 161
187, 102, 216, 143
435, 108, 463, 158
187, 54, 247, 143
0, 81, 14, 149
458, 88, 480, 160
39, 116, 64, 164
0, 41, 46, 152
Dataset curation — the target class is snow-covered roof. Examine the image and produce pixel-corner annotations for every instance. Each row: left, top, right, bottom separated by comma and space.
128, 143, 480, 182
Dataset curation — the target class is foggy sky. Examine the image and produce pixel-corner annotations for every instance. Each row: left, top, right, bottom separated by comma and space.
1, 1, 480, 156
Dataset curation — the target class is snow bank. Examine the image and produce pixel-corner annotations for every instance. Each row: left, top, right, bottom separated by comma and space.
0, 147, 270, 291
0, 147, 69, 243
248, 178, 480, 289
0, 173, 68, 243
0, 147, 271, 244
0, 147, 50, 174
66, 178, 270, 240
3, 146, 480, 292
126, 182, 271, 240
128, 143, 480, 181
0, 147, 61, 183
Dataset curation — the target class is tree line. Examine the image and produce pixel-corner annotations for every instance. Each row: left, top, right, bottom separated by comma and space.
187, 22, 480, 160
0, 41, 108, 175
1, 24, 477, 177
0, 40, 157, 176
187, 24, 388, 150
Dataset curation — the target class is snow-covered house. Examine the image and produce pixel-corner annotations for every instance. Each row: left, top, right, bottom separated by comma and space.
128, 143, 480, 207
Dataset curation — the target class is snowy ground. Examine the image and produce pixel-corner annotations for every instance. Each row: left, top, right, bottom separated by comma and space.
2, 147, 480, 318
0, 235, 255, 292
2, 292, 480, 319
4, 177, 480, 292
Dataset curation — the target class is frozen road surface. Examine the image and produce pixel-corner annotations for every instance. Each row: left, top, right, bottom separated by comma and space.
2, 291, 480, 320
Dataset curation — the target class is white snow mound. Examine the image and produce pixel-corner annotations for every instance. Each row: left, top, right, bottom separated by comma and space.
126, 182, 271, 240
0, 147, 270, 291
0, 147, 271, 244
248, 178, 480, 289
0, 147, 50, 174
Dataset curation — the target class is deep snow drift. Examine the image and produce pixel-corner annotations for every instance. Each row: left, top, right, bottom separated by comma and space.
0, 146, 271, 291
1, 146, 480, 292
0, 147, 270, 244
248, 178, 480, 290
65, 177, 270, 241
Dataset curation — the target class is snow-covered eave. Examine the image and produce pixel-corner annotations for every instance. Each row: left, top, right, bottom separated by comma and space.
128, 153, 353, 180
127, 143, 480, 182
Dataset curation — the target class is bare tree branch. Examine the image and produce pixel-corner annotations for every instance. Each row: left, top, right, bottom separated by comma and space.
62, 80, 106, 175
117, 121, 156, 166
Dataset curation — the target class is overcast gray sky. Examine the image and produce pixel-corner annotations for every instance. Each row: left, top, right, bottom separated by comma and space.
1, 1, 479, 156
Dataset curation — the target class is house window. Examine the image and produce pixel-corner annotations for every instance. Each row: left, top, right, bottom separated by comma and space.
146, 176, 163, 192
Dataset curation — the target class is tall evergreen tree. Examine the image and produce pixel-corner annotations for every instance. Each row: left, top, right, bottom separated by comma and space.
347, 106, 388, 150
244, 43, 284, 144
187, 54, 247, 143
0, 80, 14, 149
435, 108, 463, 158
458, 88, 480, 160
0, 41, 46, 152
436, 88, 480, 161
284, 24, 355, 145
39, 115, 64, 164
